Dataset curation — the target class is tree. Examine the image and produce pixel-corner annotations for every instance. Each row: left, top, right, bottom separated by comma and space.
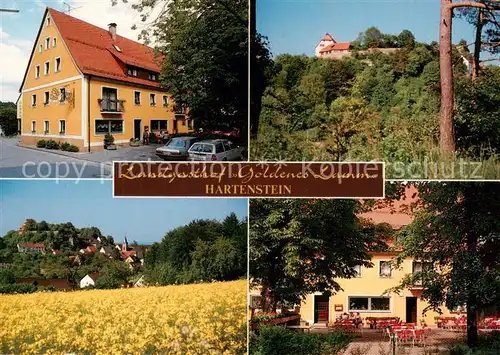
95, 261, 130, 289
0, 102, 17, 136
250, 199, 376, 312
439, 0, 500, 153
398, 30, 416, 49
391, 182, 500, 347
116, 0, 251, 134
0, 268, 15, 285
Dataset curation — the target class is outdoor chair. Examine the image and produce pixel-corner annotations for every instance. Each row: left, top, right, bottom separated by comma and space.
395, 329, 414, 347
414, 329, 426, 347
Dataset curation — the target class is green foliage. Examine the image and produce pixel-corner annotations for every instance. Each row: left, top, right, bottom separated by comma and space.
0, 284, 37, 294
95, 261, 131, 289
250, 199, 389, 311
250, 327, 352, 355
67, 144, 79, 152
103, 133, 114, 146
45, 140, 60, 150
0, 102, 18, 136
0, 268, 15, 285
36, 140, 47, 148
121, 0, 255, 133
144, 213, 247, 285
60, 142, 70, 151
448, 332, 500, 355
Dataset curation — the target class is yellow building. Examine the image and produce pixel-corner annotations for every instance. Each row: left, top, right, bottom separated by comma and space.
19, 8, 193, 151
249, 189, 461, 326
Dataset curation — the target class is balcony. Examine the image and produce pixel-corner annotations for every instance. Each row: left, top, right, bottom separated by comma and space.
99, 98, 125, 114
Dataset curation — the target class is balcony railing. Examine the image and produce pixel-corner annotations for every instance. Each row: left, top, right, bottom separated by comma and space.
99, 98, 125, 113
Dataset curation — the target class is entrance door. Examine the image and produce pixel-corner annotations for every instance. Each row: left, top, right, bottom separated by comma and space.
314, 295, 330, 324
406, 297, 417, 324
173, 119, 178, 134
134, 119, 142, 140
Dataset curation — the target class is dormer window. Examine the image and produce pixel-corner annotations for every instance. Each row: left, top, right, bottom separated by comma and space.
127, 67, 138, 77
149, 73, 157, 81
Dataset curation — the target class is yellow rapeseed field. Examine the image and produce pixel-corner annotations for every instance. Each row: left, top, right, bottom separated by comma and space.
0, 280, 247, 354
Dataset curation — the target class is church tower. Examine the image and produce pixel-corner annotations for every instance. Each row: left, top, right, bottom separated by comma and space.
122, 236, 129, 251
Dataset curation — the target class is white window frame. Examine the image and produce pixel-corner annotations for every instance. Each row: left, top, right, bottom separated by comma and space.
149, 73, 157, 81
55, 57, 61, 72
45, 37, 50, 50
31, 94, 37, 107
44, 61, 50, 76
150, 93, 156, 107
59, 120, 66, 134
348, 296, 391, 313
31, 121, 36, 134
46, 17, 51, 27
53, 37, 57, 48
379, 261, 393, 278
353, 265, 362, 278
162, 95, 169, 107
94, 119, 125, 135
43, 120, 50, 135
35, 65, 40, 79
134, 91, 141, 105
44, 91, 50, 106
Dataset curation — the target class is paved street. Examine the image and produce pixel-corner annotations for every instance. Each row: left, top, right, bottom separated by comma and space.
0, 137, 163, 179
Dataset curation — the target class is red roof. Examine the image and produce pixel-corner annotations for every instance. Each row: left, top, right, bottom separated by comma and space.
319, 42, 351, 53
47, 8, 163, 88
321, 33, 335, 42
19, 243, 45, 248
121, 250, 136, 259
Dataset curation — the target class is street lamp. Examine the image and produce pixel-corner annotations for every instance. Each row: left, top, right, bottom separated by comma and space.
0, 9, 20, 13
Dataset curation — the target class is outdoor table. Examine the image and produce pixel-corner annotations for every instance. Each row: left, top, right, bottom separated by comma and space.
286, 325, 311, 333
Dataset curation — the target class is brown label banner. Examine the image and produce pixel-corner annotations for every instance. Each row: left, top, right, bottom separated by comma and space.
113, 162, 385, 198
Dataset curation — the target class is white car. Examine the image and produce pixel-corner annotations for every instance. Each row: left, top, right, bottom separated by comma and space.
187, 139, 245, 161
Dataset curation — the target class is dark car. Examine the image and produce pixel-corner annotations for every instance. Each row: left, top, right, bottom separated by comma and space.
155, 136, 200, 160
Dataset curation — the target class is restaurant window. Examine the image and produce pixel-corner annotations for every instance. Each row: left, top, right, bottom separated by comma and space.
150, 120, 168, 131
379, 261, 392, 278
31, 121, 36, 133
44, 120, 50, 134
95, 120, 124, 134
348, 296, 390, 312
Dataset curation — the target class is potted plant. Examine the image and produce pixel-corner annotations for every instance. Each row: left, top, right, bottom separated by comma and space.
129, 138, 140, 147
104, 133, 116, 150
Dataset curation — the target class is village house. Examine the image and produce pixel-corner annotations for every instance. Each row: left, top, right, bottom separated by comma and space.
315, 33, 352, 59
79, 273, 101, 288
17, 243, 46, 253
250, 187, 470, 327
18, 8, 194, 151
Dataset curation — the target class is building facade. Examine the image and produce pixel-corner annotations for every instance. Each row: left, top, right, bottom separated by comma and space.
315, 33, 352, 59
19, 8, 194, 151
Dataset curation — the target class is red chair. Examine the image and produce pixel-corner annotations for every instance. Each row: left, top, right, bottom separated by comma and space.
414, 329, 426, 347
395, 329, 413, 346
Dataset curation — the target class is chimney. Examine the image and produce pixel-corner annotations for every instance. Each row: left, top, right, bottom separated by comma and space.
108, 23, 117, 41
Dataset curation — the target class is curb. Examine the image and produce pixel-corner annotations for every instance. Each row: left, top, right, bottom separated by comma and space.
16, 144, 111, 167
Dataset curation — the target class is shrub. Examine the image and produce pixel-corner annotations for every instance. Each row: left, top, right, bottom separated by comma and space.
36, 140, 47, 148
45, 140, 60, 150
60, 142, 71, 151
448, 332, 500, 355
0, 284, 37, 294
250, 326, 352, 355
104, 133, 114, 147
67, 145, 79, 152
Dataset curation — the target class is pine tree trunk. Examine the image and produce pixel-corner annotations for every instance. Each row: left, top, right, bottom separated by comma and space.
472, 8, 484, 81
439, 0, 456, 153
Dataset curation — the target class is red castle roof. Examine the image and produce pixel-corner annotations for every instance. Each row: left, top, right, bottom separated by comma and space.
319, 42, 352, 53
19, 243, 45, 248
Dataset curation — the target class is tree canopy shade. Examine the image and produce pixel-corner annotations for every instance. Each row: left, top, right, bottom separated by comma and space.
0, 102, 17, 136
114, 0, 254, 134
249, 199, 391, 312
390, 182, 500, 347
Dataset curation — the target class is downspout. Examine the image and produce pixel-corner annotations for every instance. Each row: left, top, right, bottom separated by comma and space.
88, 75, 91, 152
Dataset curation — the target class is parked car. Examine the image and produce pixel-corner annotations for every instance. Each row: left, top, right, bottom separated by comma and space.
155, 136, 200, 160
211, 126, 241, 138
187, 139, 245, 161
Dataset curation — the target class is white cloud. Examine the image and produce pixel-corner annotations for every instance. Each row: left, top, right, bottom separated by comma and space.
0, 28, 30, 102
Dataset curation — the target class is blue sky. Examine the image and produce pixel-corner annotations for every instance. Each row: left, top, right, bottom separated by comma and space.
0, 180, 248, 244
257, 0, 479, 56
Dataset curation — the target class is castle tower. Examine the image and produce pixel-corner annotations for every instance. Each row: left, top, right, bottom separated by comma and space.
315, 33, 336, 57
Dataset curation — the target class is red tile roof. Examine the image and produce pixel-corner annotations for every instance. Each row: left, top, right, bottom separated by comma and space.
322, 33, 335, 42
19, 243, 45, 248
319, 42, 352, 53
47, 8, 163, 88
121, 250, 136, 259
